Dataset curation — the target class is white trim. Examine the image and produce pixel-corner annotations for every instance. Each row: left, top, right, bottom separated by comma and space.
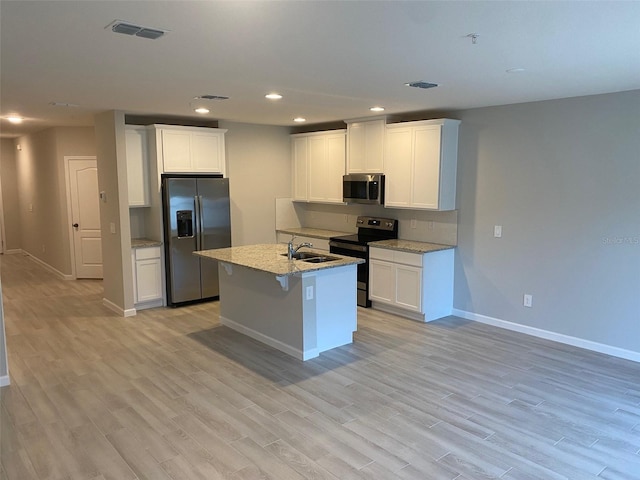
221, 315, 319, 361
26, 253, 73, 280
452, 308, 640, 364
0, 166, 5, 254
103, 298, 137, 317
372, 301, 426, 322
3, 249, 22, 255
0, 375, 9, 387
64, 155, 98, 280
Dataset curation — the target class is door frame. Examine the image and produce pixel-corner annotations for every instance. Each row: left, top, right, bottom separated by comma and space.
64, 155, 98, 279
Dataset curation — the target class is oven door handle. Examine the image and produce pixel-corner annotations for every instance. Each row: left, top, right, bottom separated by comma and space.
329, 241, 368, 253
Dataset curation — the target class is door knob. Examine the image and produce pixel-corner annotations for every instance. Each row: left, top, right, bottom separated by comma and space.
72, 223, 79, 228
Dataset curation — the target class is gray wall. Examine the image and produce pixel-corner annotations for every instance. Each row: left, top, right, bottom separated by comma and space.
454, 90, 640, 354
13, 127, 95, 274
0, 138, 21, 251
221, 121, 292, 245
0, 277, 7, 385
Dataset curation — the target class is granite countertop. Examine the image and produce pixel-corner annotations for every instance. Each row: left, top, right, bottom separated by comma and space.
277, 227, 351, 240
369, 239, 455, 254
195, 244, 364, 276
131, 238, 163, 248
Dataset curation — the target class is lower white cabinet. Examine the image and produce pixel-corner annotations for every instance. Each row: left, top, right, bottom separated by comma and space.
132, 246, 163, 308
369, 246, 453, 322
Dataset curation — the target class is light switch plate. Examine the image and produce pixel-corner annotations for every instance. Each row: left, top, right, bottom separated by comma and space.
494, 225, 502, 238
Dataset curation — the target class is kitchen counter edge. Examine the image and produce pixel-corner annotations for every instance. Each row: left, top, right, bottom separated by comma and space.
131, 238, 163, 248
369, 239, 455, 254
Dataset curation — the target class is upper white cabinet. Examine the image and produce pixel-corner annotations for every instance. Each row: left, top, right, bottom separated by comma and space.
385, 119, 460, 211
291, 130, 346, 204
155, 125, 227, 175
345, 118, 385, 173
125, 126, 150, 207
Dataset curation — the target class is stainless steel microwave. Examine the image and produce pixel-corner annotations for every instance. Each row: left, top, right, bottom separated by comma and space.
343, 174, 385, 205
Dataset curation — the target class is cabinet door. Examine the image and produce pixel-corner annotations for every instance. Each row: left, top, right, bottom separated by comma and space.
347, 120, 384, 173
136, 258, 163, 303
291, 137, 308, 201
125, 128, 150, 207
369, 259, 394, 304
162, 130, 192, 172
384, 127, 413, 207
324, 133, 346, 203
307, 136, 327, 202
412, 125, 442, 209
192, 131, 224, 173
395, 264, 422, 312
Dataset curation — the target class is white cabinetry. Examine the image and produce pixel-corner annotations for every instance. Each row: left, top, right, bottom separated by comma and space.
291, 130, 346, 204
385, 119, 460, 211
345, 118, 385, 173
155, 125, 226, 175
125, 126, 150, 207
369, 246, 453, 322
132, 246, 163, 309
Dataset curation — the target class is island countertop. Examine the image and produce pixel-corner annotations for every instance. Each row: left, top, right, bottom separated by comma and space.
195, 244, 364, 276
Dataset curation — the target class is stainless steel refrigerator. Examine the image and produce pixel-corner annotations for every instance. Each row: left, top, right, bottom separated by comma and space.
162, 174, 231, 306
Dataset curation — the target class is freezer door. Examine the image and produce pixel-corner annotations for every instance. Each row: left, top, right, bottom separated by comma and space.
197, 178, 232, 298
165, 178, 202, 304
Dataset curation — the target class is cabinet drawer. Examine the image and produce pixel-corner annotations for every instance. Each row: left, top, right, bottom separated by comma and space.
369, 247, 394, 261
135, 246, 161, 260
394, 251, 422, 267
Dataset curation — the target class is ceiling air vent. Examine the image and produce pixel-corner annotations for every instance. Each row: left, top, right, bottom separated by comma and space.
405, 81, 439, 89
107, 20, 168, 40
196, 95, 230, 101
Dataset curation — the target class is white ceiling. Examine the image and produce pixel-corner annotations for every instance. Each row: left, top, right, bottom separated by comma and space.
1, 1, 639, 138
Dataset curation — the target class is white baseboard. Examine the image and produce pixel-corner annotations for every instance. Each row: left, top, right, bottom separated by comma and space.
221, 315, 318, 361
25, 253, 74, 280
3, 249, 22, 255
0, 375, 10, 387
452, 308, 640, 364
102, 298, 137, 317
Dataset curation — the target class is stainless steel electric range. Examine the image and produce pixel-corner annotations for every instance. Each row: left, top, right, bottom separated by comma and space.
329, 216, 398, 307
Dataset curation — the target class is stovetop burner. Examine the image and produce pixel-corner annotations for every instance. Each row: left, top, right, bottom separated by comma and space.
330, 216, 398, 246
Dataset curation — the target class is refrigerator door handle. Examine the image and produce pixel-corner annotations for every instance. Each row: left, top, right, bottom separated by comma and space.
197, 194, 205, 251
194, 195, 202, 251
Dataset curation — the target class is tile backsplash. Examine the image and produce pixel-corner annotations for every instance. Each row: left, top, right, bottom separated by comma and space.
275, 198, 457, 245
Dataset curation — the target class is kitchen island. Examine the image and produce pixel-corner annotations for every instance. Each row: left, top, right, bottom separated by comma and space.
195, 244, 364, 360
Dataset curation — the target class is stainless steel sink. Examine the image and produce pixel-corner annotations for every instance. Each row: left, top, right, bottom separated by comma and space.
301, 256, 340, 263
280, 252, 340, 262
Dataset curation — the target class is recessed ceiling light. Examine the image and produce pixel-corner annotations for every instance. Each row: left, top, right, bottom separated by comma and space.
265, 93, 283, 100
6, 116, 23, 124
506, 68, 526, 73
370, 106, 385, 112
293, 117, 306, 123
194, 107, 210, 114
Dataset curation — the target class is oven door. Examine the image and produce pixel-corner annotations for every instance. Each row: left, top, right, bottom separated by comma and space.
329, 241, 370, 307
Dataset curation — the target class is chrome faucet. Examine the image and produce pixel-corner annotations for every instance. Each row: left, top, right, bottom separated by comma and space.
287, 235, 313, 260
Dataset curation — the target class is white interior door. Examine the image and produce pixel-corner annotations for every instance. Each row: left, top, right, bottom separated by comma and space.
68, 158, 102, 278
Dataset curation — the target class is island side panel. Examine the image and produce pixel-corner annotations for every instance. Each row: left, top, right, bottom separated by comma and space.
217, 263, 310, 360
313, 264, 358, 352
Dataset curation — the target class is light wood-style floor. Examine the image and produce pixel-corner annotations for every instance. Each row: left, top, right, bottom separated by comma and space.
1, 253, 639, 480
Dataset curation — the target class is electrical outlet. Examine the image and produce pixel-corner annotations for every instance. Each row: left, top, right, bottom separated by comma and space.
306, 285, 314, 300
427, 221, 434, 230
410, 219, 417, 229
344, 215, 349, 223
110, 222, 116, 234
29, 203, 33, 212
494, 225, 502, 238
41, 244, 45, 253
523, 294, 533, 307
